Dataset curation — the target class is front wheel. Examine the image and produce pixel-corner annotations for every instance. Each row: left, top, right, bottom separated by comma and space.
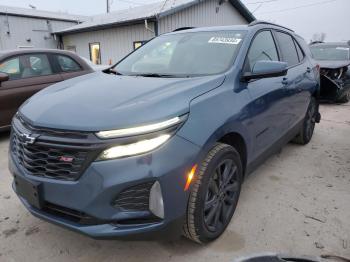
292, 97, 317, 145
183, 143, 243, 243
336, 91, 350, 104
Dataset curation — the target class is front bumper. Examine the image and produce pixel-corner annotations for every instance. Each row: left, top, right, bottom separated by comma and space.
9, 135, 201, 240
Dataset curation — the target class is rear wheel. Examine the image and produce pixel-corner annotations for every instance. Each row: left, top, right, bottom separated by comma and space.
183, 143, 243, 243
292, 97, 317, 145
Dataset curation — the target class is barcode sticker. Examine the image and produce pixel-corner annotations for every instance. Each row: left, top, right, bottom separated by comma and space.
208, 37, 242, 45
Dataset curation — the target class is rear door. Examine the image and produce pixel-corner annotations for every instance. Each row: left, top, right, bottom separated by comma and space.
244, 30, 290, 159
0, 53, 62, 128
273, 31, 313, 127
52, 54, 90, 80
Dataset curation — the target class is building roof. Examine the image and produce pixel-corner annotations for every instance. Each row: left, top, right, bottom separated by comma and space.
54, 0, 255, 35
0, 5, 87, 22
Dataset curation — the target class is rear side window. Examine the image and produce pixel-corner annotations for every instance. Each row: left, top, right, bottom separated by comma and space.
274, 31, 299, 66
294, 40, 305, 62
56, 55, 81, 72
246, 31, 279, 71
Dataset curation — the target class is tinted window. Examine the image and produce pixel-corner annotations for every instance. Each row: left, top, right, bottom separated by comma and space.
294, 40, 304, 62
56, 55, 81, 72
246, 31, 279, 71
0, 54, 52, 80
0, 57, 20, 80
116, 31, 246, 77
275, 32, 299, 66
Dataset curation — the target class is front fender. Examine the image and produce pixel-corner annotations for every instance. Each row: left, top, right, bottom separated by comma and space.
177, 83, 253, 171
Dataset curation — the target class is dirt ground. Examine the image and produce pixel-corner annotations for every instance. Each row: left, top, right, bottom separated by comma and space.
0, 103, 349, 262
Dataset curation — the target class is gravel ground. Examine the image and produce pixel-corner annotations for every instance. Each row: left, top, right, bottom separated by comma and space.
0, 103, 349, 262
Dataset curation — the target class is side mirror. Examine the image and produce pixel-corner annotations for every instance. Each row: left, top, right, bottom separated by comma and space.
0, 72, 9, 83
242, 61, 288, 81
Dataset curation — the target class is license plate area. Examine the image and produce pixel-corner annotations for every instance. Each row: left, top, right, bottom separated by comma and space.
14, 174, 43, 209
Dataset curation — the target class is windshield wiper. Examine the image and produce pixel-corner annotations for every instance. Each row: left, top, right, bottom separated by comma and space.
103, 68, 123, 75
133, 73, 182, 78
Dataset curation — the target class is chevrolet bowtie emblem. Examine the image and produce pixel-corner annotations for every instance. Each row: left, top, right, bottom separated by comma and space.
19, 133, 37, 146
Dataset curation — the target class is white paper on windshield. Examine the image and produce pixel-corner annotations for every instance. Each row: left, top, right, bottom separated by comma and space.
208, 37, 242, 45
336, 47, 350, 51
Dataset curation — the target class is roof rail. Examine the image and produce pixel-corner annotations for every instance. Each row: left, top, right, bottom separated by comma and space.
173, 27, 196, 32
249, 20, 294, 32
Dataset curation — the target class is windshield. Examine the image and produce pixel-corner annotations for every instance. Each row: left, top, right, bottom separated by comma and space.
310, 45, 350, 61
115, 31, 246, 77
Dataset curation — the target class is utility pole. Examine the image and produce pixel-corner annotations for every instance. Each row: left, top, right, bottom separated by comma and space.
107, 0, 110, 13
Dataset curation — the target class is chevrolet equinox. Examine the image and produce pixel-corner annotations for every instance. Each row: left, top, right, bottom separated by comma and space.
9, 22, 321, 243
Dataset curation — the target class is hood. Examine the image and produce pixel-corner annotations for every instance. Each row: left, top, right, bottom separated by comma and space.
316, 60, 350, 69
20, 72, 225, 131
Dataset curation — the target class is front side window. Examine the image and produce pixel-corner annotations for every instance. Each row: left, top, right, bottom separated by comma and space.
246, 31, 279, 72
274, 31, 299, 67
56, 55, 81, 72
116, 31, 246, 77
310, 45, 350, 61
0, 57, 20, 80
0, 54, 52, 80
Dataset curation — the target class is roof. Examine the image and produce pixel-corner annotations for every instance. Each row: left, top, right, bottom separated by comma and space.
0, 5, 87, 22
54, 0, 255, 35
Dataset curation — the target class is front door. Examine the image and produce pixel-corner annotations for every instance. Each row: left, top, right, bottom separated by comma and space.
244, 30, 291, 159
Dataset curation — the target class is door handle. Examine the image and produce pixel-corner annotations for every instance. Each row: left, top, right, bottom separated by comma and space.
282, 78, 289, 85
306, 67, 312, 73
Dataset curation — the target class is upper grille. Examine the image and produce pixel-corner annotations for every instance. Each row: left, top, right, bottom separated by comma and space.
113, 182, 154, 211
11, 132, 89, 181
10, 116, 100, 181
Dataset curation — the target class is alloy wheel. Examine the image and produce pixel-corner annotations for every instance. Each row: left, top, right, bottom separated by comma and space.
203, 159, 239, 232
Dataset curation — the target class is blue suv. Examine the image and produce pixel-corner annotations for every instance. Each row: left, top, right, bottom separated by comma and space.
9, 21, 320, 243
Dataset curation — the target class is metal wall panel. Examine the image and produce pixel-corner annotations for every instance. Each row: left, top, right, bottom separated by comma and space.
158, 0, 247, 34
0, 15, 77, 50
62, 23, 155, 64
60, 0, 248, 64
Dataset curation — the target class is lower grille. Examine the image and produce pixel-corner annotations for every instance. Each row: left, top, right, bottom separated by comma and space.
43, 202, 103, 225
113, 182, 154, 211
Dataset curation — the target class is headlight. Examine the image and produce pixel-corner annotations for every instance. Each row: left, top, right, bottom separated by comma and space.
98, 134, 171, 160
96, 116, 183, 139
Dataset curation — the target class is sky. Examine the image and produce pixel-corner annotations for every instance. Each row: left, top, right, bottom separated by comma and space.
0, 0, 349, 42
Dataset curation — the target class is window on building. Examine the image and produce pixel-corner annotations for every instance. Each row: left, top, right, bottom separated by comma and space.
56, 55, 82, 72
133, 41, 148, 50
274, 31, 299, 67
0, 54, 52, 80
246, 31, 279, 72
89, 43, 101, 65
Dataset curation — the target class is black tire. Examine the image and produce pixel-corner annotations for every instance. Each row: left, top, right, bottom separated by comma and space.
292, 97, 317, 145
336, 92, 350, 104
183, 143, 243, 244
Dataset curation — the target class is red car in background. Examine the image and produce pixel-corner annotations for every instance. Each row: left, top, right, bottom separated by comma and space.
0, 49, 94, 130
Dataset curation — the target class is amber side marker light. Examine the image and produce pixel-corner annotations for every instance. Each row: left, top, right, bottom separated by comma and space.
184, 164, 197, 191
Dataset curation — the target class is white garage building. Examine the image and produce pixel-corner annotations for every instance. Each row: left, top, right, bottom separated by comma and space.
54, 0, 255, 65
0, 5, 86, 50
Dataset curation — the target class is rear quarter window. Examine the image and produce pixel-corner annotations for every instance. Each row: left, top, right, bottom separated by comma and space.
274, 31, 299, 67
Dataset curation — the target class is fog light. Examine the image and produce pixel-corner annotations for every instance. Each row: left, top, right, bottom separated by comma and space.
149, 181, 164, 219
